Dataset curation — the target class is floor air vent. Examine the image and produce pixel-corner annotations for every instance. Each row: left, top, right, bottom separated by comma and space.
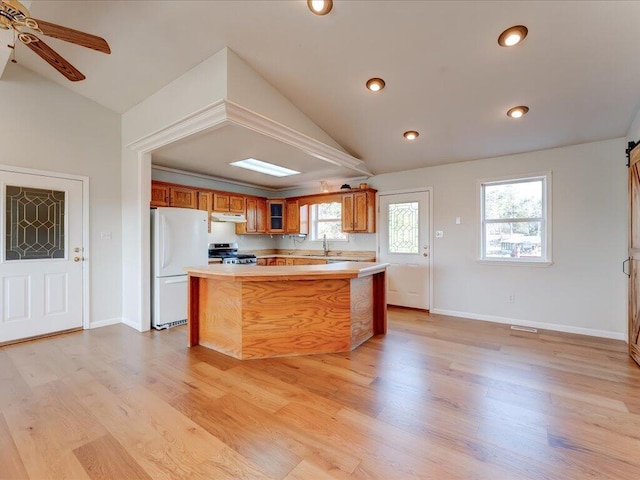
510, 325, 538, 333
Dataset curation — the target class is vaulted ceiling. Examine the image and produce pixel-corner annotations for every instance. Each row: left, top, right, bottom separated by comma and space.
3, 1, 640, 187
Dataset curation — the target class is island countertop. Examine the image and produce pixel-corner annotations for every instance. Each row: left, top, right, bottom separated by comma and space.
185, 262, 389, 359
184, 261, 389, 281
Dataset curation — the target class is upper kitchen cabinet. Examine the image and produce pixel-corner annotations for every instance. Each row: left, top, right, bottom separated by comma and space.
151, 182, 169, 207
285, 199, 308, 235
170, 186, 198, 209
342, 189, 376, 233
267, 199, 285, 233
213, 193, 245, 213
151, 182, 198, 209
236, 196, 267, 235
198, 191, 212, 233
198, 191, 211, 212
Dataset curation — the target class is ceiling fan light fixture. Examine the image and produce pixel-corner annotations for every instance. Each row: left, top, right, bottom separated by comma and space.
498, 25, 528, 47
403, 130, 419, 140
366, 77, 386, 92
506, 106, 529, 118
307, 0, 333, 15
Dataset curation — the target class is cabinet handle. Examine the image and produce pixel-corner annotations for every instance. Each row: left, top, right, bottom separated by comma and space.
623, 258, 630, 277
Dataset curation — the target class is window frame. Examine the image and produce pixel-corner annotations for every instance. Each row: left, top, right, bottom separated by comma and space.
478, 172, 552, 266
310, 202, 348, 242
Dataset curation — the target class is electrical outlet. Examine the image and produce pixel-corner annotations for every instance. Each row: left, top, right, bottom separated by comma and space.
507, 294, 515, 303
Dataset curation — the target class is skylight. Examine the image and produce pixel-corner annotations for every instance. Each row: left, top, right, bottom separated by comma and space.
229, 158, 300, 177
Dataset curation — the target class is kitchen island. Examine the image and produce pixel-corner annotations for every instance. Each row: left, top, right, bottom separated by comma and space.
184, 262, 388, 359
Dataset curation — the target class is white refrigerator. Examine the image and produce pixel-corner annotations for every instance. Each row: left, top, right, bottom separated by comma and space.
151, 207, 208, 329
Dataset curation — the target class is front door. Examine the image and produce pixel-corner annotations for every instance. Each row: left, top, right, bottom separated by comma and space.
629, 145, 640, 366
378, 191, 430, 309
0, 169, 84, 344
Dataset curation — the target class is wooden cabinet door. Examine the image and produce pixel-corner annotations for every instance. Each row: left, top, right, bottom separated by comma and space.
197, 191, 211, 211
294, 258, 327, 265
151, 183, 169, 207
285, 199, 300, 234
244, 197, 257, 234
342, 193, 354, 232
170, 187, 197, 209
267, 199, 285, 233
629, 144, 640, 367
256, 198, 267, 233
198, 191, 212, 233
256, 258, 267, 266
275, 258, 287, 266
229, 195, 245, 213
213, 193, 230, 212
236, 197, 267, 235
353, 192, 367, 231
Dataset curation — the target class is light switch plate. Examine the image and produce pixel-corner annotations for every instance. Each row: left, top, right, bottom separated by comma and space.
435, 230, 444, 238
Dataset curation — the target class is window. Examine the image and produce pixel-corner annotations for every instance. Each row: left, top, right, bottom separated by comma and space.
311, 202, 347, 241
480, 173, 551, 264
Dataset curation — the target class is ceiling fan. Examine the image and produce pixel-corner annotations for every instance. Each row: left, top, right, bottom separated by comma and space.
0, 0, 110, 81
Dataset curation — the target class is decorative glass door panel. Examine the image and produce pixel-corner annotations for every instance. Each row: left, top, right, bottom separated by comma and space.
388, 202, 419, 254
6, 185, 66, 261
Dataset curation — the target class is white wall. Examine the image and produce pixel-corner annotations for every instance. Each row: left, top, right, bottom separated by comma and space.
276, 232, 375, 253
627, 105, 640, 144
370, 138, 628, 339
226, 49, 346, 151
0, 63, 122, 327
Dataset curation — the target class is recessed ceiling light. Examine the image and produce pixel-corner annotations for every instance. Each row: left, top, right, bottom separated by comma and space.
366, 78, 386, 92
307, 0, 332, 15
506, 106, 529, 118
403, 131, 419, 140
230, 158, 300, 177
498, 25, 528, 47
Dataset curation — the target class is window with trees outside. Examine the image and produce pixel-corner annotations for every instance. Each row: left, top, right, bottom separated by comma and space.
311, 202, 347, 241
480, 173, 551, 264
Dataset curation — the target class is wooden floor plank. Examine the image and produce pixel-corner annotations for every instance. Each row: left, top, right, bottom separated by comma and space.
1, 307, 640, 479
73, 433, 153, 480
0, 412, 29, 480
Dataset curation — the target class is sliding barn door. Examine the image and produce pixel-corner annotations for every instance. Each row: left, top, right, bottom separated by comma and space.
629, 144, 640, 366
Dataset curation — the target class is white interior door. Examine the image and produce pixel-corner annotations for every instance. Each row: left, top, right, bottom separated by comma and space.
0, 170, 84, 343
379, 191, 430, 309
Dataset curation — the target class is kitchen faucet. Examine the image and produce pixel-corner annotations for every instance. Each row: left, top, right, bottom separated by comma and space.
323, 234, 329, 256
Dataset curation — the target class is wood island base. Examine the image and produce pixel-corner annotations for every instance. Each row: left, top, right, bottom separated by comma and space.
185, 263, 388, 359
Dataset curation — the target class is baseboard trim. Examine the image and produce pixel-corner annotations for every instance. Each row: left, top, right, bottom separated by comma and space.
121, 317, 144, 332
89, 317, 122, 329
429, 308, 627, 342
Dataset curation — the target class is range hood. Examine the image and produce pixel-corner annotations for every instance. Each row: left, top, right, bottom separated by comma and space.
211, 212, 247, 223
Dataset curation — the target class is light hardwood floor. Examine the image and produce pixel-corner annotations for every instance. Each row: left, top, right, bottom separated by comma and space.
2, 307, 640, 479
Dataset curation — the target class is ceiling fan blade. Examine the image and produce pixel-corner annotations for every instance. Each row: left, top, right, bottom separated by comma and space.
23, 36, 86, 81
31, 18, 111, 54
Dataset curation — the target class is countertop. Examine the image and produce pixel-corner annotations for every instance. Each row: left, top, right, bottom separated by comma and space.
185, 261, 389, 281
254, 253, 376, 262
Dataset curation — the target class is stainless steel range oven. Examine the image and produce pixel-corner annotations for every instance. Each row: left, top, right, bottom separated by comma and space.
208, 242, 257, 265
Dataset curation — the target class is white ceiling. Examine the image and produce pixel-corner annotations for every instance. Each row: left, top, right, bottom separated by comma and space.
5, 0, 640, 188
